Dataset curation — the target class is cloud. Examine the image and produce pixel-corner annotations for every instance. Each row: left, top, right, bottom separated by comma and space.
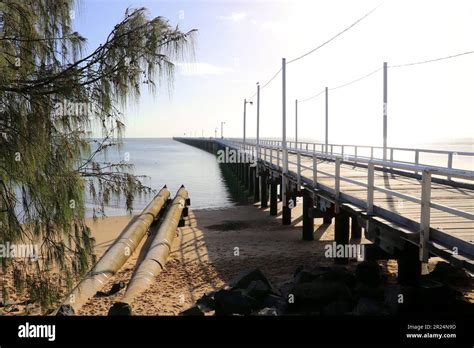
176, 62, 234, 76
219, 12, 247, 22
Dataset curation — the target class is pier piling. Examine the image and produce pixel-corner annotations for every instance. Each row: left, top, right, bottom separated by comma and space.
282, 183, 291, 225
249, 166, 255, 192
335, 211, 350, 264
270, 179, 278, 215
302, 189, 314, 240
323, 216, 333, 225
351, 216, 362, 240
254, 169, 260, 202
397, 243, 421, 286
260, 172, 268, 208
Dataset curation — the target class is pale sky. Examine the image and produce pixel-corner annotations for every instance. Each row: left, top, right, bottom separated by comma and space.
76, 0, 474, 147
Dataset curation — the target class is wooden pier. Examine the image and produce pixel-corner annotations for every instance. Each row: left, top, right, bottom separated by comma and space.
174, 137, 474, 285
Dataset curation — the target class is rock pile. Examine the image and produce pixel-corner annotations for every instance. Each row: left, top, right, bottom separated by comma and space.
180, 262, 472, 316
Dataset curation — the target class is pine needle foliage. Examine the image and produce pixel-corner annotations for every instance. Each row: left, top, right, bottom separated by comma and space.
0, 0, 196, 311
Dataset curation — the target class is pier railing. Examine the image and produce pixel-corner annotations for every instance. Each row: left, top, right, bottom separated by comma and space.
231, 138, 474, 174
220, 138, 474, 260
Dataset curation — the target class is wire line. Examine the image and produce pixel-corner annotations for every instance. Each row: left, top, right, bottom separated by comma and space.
286, 3, 383, 65
389, 50, 474, 68
247, 3, 383, 101
330, 66, 382, 91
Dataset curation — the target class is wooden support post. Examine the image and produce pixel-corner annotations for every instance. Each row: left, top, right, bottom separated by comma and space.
383, 61, 388, 161
260, 173, 268, 208
397, 242, 421, 286
244, 163, 249, 188
282, 181, 291, 225
270, 179, 278, 215
334, 212, 350, 265
323, 216, 332, 224
279, 177, 283, 201
302, 189, 314, 241
249, 166, 255, 193
253, 168, 260, 203
351, 216, 362, 240
419, 170, 431, 262
365, 244, 392, 261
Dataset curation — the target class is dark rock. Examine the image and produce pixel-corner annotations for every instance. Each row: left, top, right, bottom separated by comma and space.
214, 289, 258, 315
290, 279, 352, 313
353, 297, 388, 315
355, 282, 384, 300
415, 278, 463, 312
428, 261, 473, 287
293, 266, 356, 289
256, 307, 281, 316
180, 306, 205, 316
293, 266, 318, 283
195, 291, 216, 312
384, 284, 404, 315
107, 302, 132, 316
262, 294, 287, 312
355, 261, 382, 287
246, 280, 272, 301
229, 268, 279, 295
55, 304, 75, 316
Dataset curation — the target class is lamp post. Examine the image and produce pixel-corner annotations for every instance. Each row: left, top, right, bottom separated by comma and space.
243, 98, 253, 152
383, 62, 388, 161
256, 83, 260, 161
221, 121, 225, 139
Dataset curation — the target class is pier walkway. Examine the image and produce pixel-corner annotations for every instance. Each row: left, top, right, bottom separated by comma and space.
175, 137, 474, 281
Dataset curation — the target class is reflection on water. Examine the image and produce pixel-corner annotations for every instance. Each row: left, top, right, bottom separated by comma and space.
86, 138, 237, 216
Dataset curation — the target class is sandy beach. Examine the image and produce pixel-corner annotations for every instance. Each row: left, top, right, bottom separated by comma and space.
78, 201, 345, 315
1, 201, 472, 316
78, 200, 472, 315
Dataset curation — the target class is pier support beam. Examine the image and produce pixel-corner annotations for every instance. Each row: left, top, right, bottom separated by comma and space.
323, 216, 333, 225
248, 166, 255, 193
397, 243, 421, 286
260, 173, 268, 208
253, 169, 260, 203
279, 177, 283, 202
302, 189, 314, 241
334, 211, 350, 264
270, 179, 278, 216
351, 216, 362, 240
282, 182, 291, 225
244, 163, 249, 189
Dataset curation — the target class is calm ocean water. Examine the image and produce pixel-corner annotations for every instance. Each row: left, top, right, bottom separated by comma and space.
86, 138, 235, 216
86, 137, 473, 217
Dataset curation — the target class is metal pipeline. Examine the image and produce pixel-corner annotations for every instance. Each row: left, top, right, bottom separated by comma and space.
108, 185, 189, 315
55, 186, 171, 315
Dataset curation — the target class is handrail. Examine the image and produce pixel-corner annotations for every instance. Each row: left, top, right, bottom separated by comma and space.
220, 138, 474, 262
225, 138, 474, 174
